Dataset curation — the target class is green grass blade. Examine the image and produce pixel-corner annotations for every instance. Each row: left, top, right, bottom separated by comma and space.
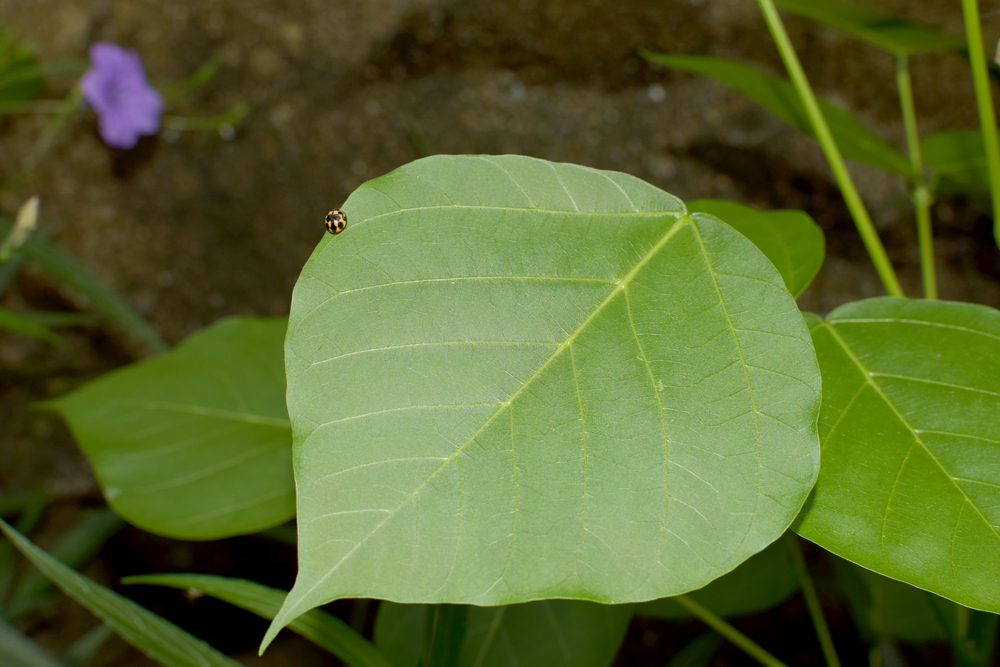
60, 624, 113, 667
5, 509, 123, 621
122, 573, 393, 667
0, 617, 62, 667
0, 520, 244, 667
774, 0, 965, 55
0, 217, 167, 352
21, 237, 167, 352
0, 307, 61, 344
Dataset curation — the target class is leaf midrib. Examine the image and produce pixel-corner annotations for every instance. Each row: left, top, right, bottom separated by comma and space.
287, 213, 689, 614
111, 400, 290, 429
818, 321, 1000, 548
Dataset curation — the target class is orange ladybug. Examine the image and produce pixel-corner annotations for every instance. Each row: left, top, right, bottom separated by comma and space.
325, 209, 347, 234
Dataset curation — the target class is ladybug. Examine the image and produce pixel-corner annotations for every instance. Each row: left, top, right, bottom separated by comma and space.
325, 209, 347, 234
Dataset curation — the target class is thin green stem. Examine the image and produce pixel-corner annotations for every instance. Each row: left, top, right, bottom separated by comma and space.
788, 538, 841, 667
756, 0, 903, 296
895, 54, 937, 299
672, 595, 788, 667
961, 0, 1000, 248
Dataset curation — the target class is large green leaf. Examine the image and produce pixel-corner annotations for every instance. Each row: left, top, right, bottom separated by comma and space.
774, 0, 965, 55
687, 200, 823, 298
264, 155, 821, 646
374, 600, 632, 667
47, 317, 293, 540
794, 298, 1000, 613
0, 520, 243, 667
123, 574, 393, 667
636, 532, 799, 620
642, 53, 912, 177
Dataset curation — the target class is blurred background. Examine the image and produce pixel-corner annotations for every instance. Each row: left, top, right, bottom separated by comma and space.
1, 0, 998, 664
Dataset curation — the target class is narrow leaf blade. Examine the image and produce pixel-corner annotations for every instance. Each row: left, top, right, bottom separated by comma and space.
47, 317, 294, 540
774, 0, 965, 55
0, 617, 62, 667
267, 155, 821, 646
794, 297, 1000, 613
643, 53, 912, 177
0, 520, 243, 667
123, 574, 393, 667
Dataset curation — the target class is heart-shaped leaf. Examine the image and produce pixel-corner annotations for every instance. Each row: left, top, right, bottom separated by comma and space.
48, 317, 293, 540
265, 155, 821, 646
795, 298, 1000, 613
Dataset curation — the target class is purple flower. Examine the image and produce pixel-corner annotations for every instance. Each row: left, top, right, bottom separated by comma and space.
80, 42, 164, 149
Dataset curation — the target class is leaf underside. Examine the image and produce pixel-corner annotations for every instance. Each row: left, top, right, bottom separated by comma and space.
795, 298, 1000, 613
266, 155, 821, 646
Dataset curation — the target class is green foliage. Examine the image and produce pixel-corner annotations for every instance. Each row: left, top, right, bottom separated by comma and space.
922, 129, 990, 204
0, 33, 42, 103
795, 298, 1000, 613
264, 154, 821, 647
47, 318, 294, 540
374, 600, 632, 667
687, 199, 823, 297
0, 216, 168, 352
637, 532, 799, 620
0, 617, 62, 667
0, 520, 242, 667
123, 573, 393, 667
641, 52, 912, 177
4, 508, 122, 620
773, 0, 965, 55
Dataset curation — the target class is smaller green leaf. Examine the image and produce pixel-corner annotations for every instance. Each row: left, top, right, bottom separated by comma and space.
122, 573, 393, 667
0, 519, 243, 667
688, 199, 824, 297
375, 601, 633, 667
5, 509, 123, 621
643, 53, 912, 177
47, 317, 293, 540
774, 0, 965, 55
637, 532, 799, 620
0, 617, 62, 667
0, 307, 61, 345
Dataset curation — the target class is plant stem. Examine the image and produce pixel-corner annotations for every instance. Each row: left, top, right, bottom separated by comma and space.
895, 55, 937, 299
755, 0, 903, 297
960, 0, 1000, 248
672, 595, 788, 667
788, 538, 841, 667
